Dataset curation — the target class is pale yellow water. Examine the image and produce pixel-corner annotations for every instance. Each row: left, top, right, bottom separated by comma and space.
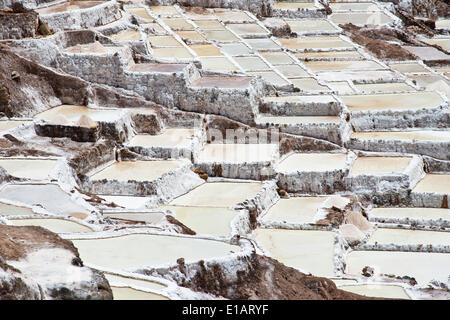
90, 160, 182, 182
342, 92, 444, 111
127, 129, 195, 148
197, 144, 277, 163
339, 284, 410, 300
105, 273, 167, 291
277, 153, 348, 172
170, 182, 263, 207
367, 228, 450, 246
261, 197, 324, 224
260, 51, 295, 65
346, 251, 450, 285
279, 37, 352, 50
199, 57, 238, 72
0, 121, 31, 133
351, 130, 450, 142
72, 234, 239, 268
286, 19, 339, 33
0, 202, 34, 216
161, 205, 236, 236
369, 207, 449, 220
304, 60, 384, 72
355, 82, 415, 93
125, 7, 153, 20
0, 159, 58, 180
10, 218, 91, 233
111, 287, 169, 300
254, 229, 336, 277
248, 71, 289, 86
349, 157, 412, 175
413, 174, 450, 194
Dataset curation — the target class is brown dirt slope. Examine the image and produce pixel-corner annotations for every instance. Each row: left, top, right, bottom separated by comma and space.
341, 24, 419, 61
184, 254, 384, 300
0, 225, 80, 261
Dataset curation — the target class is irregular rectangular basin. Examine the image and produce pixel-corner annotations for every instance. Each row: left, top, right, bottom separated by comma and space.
254, 228, 336, 277
170, 182, 263, 207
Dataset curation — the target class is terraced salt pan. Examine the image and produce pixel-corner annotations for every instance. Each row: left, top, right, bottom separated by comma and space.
234, 56, 270, 71
286, 19, 340, 33
214, 9, 253, 22
111, 287, 169, 300
294, 51, 363, 60
413, 174, 449, 194
339, 284, 410, 300
0, 159, 58, 180
435, 20, 450, 30
36, 1, 104, 14
275, 64, 309, 78
354, 82, 415, 93
189, 44, 222, 56
366, 228, 450, 246
260, 51, 295, 65
304, 60, 384, 72
328, 81, 355, 94
290, 78, 330, 91
100, 196, 150, 209
125, 7, 153, 20
0, 184, 90, 216
389, 62, 429, 73
129, 63, 187, 73
162, 18, 194, 30
0, 201, 34, 216
257, 115, 341, 125
227, 23, 268, 37
248, 71, 289, 86
127, 129, 195, 148
406, 74, 450, 98
111, 30, 143, 41
330, 12, 394, 25
10, 219, 92, 233
197, 144, 277, 163
149, 5, 180, 17
261, 197, 324, 224
346, 251, 450, 285
244, 38, 280, 50
105, 273, 166, 291
351, 131, 450, 142
329, 2, 380, 11
420, 38, 450, 52
220, 43, 251, 56
35, 105, 122, 123
279, 36, 353, 50
349, 157, 412, 175
254, 229, 336, 277
277, 153, 348, 172
72, 234, 240, 269
190, 76, 252, 88
341, 92, 444, 112
369, 207, 450, 221
104, 211, 166, 225
199, 57, 238, 72
0, 120, 31, 133
176, 30, 206, 41
204, 30, 239, 42
161, 206, 237, 236
90, 160, 182, 182
273, 2, 316, 10
152, 47, 194, 59
170, 182, 263, 207
147, 35, 183, 47
194, 20, 225, 30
